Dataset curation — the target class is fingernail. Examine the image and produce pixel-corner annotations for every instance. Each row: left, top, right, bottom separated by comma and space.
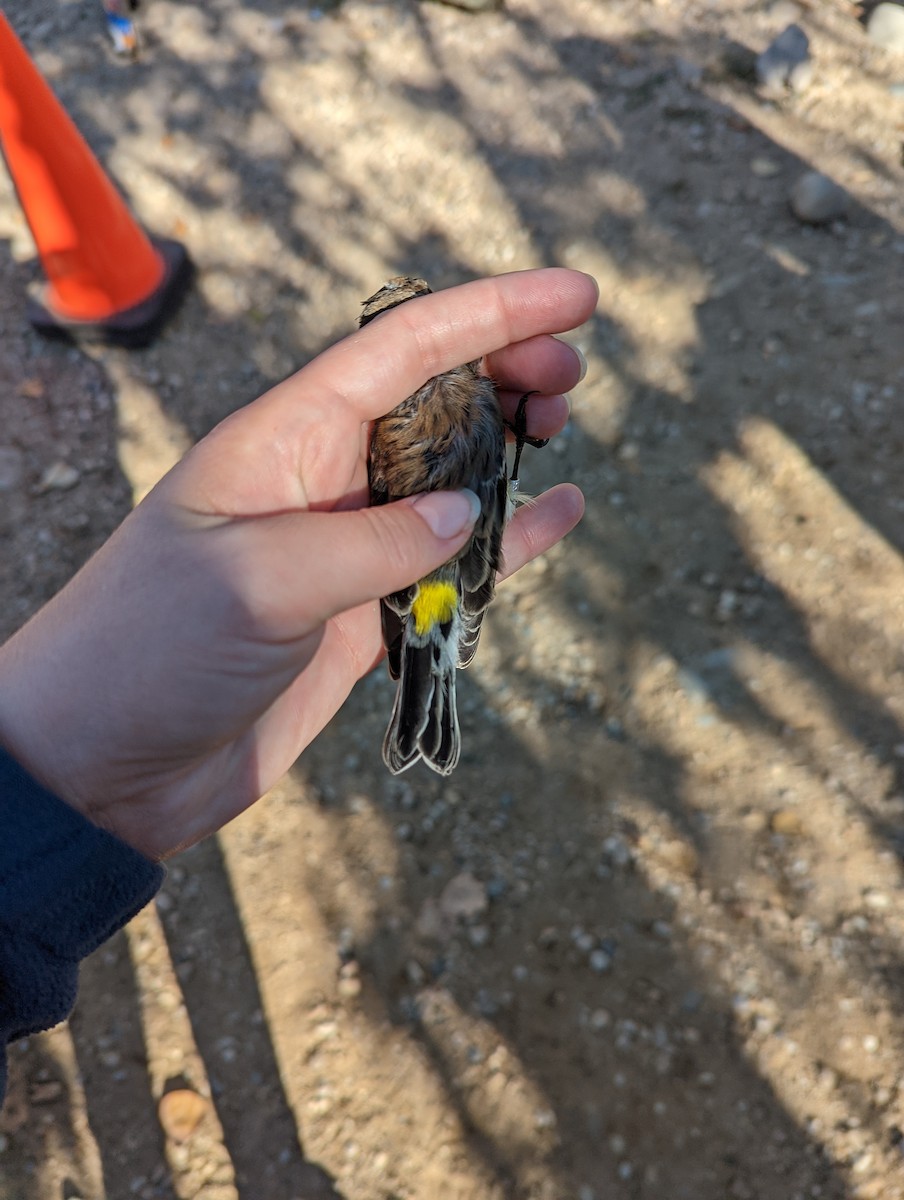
555, 336, 588, 383
411, 489, 481, 539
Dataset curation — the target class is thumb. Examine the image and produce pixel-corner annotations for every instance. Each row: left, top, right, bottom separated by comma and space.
256, 489, 482, 629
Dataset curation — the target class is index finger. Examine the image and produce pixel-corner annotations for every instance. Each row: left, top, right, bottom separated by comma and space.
265, 267, 598, 425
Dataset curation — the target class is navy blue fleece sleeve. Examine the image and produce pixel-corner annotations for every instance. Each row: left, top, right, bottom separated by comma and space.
0, 747, 164, 1097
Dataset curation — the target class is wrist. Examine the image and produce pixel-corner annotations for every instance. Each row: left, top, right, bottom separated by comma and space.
0, 620, 99, 834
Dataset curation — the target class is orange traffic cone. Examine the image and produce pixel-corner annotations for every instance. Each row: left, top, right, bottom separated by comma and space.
0, 12, 190, 346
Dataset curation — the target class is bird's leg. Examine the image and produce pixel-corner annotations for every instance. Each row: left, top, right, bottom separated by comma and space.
507, 391, 549, 492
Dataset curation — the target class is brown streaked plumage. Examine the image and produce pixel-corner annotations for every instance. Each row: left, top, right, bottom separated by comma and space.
363, 276, 508, 775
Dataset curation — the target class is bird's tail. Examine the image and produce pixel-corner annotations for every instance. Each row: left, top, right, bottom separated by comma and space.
382, 642, 460, 775
382, 580, 464, 776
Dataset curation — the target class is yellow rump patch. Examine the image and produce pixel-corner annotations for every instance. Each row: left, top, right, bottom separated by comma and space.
411, 580, 458, 637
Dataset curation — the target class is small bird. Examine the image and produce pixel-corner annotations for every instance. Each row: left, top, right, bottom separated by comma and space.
362, 276, 545, 776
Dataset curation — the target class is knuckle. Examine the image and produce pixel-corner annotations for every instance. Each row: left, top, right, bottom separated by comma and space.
362, 503, 419, 576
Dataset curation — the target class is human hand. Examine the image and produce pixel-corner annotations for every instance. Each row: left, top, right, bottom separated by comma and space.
0, 268, 597, 859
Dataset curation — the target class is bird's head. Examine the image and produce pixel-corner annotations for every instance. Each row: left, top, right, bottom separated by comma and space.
359, 276, 432, 327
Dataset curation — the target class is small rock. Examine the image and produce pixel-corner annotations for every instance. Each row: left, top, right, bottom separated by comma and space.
337, 974, 362, 999
37, 461, 80, 492
59, 511, 90, 534
158, 1089, 208, 1142
751, 156, 782, 178
589, 949, 612, 973
573, 929, 595, 954
787, 58, 814, 92
589, 1008, 611, 1031
485, 876, 507, 900
476, 988, 499, 1017
716, 588, 739, 621
0, 447, 25, 491
338, 961, 362, 999
756, 24, 811, 93
770, 809, 804, 835
30, 1080, 64, 1104
605, 717, 627, 741
537, 926, 559, 949
674, 58, 703, 86
415, 897, 446, 940
468, 924, 490, 948
657, 838, 699, 877
769, 0, 801, 22
439, 872, 488, 921
17, 377, 44, 399
742, 809, 768, 833
790, 171, 849, 224
867, 3, 904, 53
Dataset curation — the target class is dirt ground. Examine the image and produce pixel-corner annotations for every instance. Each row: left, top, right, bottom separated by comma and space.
7, 0, 904, 1196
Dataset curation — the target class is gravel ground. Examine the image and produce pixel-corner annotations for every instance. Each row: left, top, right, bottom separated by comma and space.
5, 0, 904, 1197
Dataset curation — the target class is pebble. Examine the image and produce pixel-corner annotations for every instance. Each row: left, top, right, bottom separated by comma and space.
17, 376, 45, 399
605, 717, 627, 742
0, 446, 24, 491
337, 962, 362, 998
589, 949, 612, 973
440, 872, 488, 921
716, 588, 738, 621
790, 171, 849, 225
867, 3, 904, 53
30, 1080, 63, 1104
573, 929, 596, 954
537, 925, 559, 949
476, 988, 499, 1017
157, 1089, 208, 1142
36, 461, 80, 492
468, 924, 490, 948
769, 0, 801, 21
602, 835, 633, 869
485, 876, 507, 900
750, 157, 782, 179
770, 809, 804, 835
756, 24, 811, 93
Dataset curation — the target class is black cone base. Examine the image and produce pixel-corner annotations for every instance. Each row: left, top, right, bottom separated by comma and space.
26, 236, 192, 349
